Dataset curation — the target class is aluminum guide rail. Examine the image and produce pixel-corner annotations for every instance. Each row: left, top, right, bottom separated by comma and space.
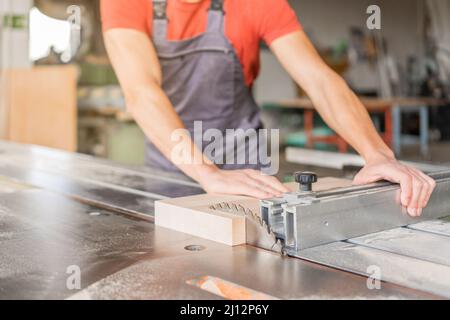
262, 170, 450, 251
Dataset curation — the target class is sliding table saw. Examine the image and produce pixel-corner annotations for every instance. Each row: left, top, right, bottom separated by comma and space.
1, 140, 450, 300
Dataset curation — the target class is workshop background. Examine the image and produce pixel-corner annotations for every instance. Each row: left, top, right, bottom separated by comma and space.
0, 0, 449, 179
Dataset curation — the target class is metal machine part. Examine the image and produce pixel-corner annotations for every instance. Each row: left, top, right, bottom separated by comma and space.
261, 171, 450, 252
1, 141, 450, 299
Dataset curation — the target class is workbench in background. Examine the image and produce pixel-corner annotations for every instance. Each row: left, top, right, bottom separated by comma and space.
263, 97, 447, 157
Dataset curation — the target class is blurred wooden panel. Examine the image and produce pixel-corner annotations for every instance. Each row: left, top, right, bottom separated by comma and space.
6, 65, 78, 151
0, 73, 9, 139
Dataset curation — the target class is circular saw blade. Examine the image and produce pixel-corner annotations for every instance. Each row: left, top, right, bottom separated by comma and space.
210, 202, 283, 253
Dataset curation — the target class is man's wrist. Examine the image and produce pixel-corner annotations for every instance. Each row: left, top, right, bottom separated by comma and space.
362, 147, 396, 165
182, 163, 220, 186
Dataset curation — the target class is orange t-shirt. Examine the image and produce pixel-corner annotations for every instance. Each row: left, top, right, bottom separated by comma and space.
101, 0, 301, 86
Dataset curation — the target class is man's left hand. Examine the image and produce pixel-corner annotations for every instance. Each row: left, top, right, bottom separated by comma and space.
353, 156, 436, 217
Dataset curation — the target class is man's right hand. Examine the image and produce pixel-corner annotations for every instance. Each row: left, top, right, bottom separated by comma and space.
198, 168, 290, 199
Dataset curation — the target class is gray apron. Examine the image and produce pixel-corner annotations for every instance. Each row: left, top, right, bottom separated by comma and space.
147, 0, 265, 171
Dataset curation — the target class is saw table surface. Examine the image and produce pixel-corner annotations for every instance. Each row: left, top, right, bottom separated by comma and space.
0, 141, 449, 299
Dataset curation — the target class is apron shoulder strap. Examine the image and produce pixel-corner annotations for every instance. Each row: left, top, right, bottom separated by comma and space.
153, 0, 223, 18
153, 0, 225, 39
210, 0, 224, 11
153, 0, 167, 19
207, 0, 225, 33
152, 0, 168, 41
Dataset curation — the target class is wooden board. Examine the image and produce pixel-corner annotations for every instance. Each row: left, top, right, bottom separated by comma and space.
155, 194, 248, 246
6, 65, 78, 151
155, 177, 352, 246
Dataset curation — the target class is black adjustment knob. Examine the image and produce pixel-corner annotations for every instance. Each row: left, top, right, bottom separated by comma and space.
294, 172, 318, 192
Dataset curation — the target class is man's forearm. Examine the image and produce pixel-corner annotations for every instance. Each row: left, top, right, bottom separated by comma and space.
308, 70, 395, 162
126, 84, 219, 181
104, 29, 218, 183
271, 31, 394, 163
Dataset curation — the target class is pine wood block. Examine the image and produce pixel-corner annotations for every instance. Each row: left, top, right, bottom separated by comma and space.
155, 194, 250, 246
155, 177, 352, 246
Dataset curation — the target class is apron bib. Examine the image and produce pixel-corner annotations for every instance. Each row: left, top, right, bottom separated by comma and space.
146, 0, 265, 171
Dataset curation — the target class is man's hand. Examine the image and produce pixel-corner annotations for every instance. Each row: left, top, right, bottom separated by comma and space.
198, 168, 290, 199
353, 155, 436, 217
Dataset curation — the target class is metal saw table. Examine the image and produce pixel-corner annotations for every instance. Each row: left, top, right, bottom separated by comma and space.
0, 140, 449, 300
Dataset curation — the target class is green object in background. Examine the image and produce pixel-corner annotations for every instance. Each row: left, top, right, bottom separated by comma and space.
3, 14, 27, 29
108, 123, 146, 166
79, 62, 119, 86
332, 39, 348, 61
283, 175, 295, 183
261, 103, 285, 111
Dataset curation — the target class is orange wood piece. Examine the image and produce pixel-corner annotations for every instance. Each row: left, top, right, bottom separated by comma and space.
5, 65, 78, 151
